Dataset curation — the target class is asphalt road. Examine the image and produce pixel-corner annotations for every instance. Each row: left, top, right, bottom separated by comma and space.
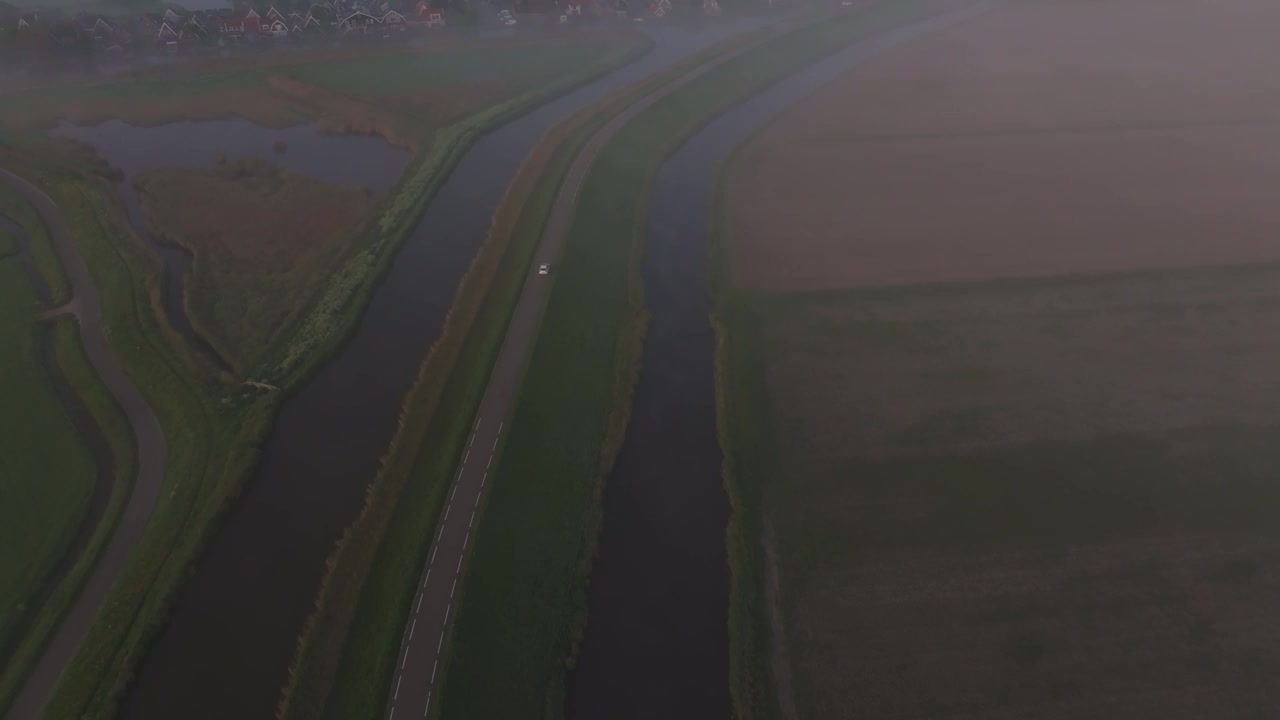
381, 23, 799, 720
0, 169, 167, 720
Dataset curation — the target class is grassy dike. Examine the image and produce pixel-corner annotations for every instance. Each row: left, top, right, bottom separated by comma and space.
710, 169, 787, 720
277, 27, 782, 720
0, 187, 135, 717
0, 38, 654, 720
430, 2, 959, 719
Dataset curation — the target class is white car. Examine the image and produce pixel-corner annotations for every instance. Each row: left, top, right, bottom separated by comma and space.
538, 263, 551, 275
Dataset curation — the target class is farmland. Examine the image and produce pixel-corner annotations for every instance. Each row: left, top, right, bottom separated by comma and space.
718, 0, 1280, 717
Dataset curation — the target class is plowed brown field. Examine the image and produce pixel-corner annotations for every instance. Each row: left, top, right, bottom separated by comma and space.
722, 2, 1280, 719
727, 0, 1280, 291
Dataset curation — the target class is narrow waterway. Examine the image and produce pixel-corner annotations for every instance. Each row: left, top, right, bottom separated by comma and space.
112, 21, 774, 720
53, 118, 411, 372
566, 4, 992, 717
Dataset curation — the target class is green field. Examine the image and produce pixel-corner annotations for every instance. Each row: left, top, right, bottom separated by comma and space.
0, 225, 15, 257
717, 262, 1280, 719
289, 33, 645, 110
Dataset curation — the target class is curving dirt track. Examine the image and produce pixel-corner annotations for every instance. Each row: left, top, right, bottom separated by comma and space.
1, 169, 166, 720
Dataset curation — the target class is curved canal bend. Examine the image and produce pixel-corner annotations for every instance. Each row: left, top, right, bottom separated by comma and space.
565, 3, 995, 718
117, 21, 775, 720
0, 170, 167, 720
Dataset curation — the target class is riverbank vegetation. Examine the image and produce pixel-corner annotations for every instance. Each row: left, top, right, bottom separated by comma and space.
0, 31, 651, 720
133, 159, 372, 371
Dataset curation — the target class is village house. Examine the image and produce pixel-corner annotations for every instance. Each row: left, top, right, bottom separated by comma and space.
179, 13, 209, 42
219, 14, 246, 36
414, 0, 446, 27
75, 14, 114, 45
380, 8, 407, 30
104, 27, 133, 52
155, 19, 181, 43
337, 10, 380, 33
287, 11, 322, 33
262, 14, 289, 37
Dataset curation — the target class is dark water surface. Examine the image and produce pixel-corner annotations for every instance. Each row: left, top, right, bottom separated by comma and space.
100, 23, 772, 720
565, 5, 992, 718
53, 119, 410, 370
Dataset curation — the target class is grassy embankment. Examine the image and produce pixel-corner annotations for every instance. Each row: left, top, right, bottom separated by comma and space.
0, 188, 136, 716
0, 36, 652, 720
414, 4, 951, 717
132, 159, 372, 371
710, 162, 786, 720
276, 24, 783, 720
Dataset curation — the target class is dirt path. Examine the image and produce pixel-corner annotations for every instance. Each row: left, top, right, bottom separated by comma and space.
379, 19, 823, 720
1, 169, 167, 720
